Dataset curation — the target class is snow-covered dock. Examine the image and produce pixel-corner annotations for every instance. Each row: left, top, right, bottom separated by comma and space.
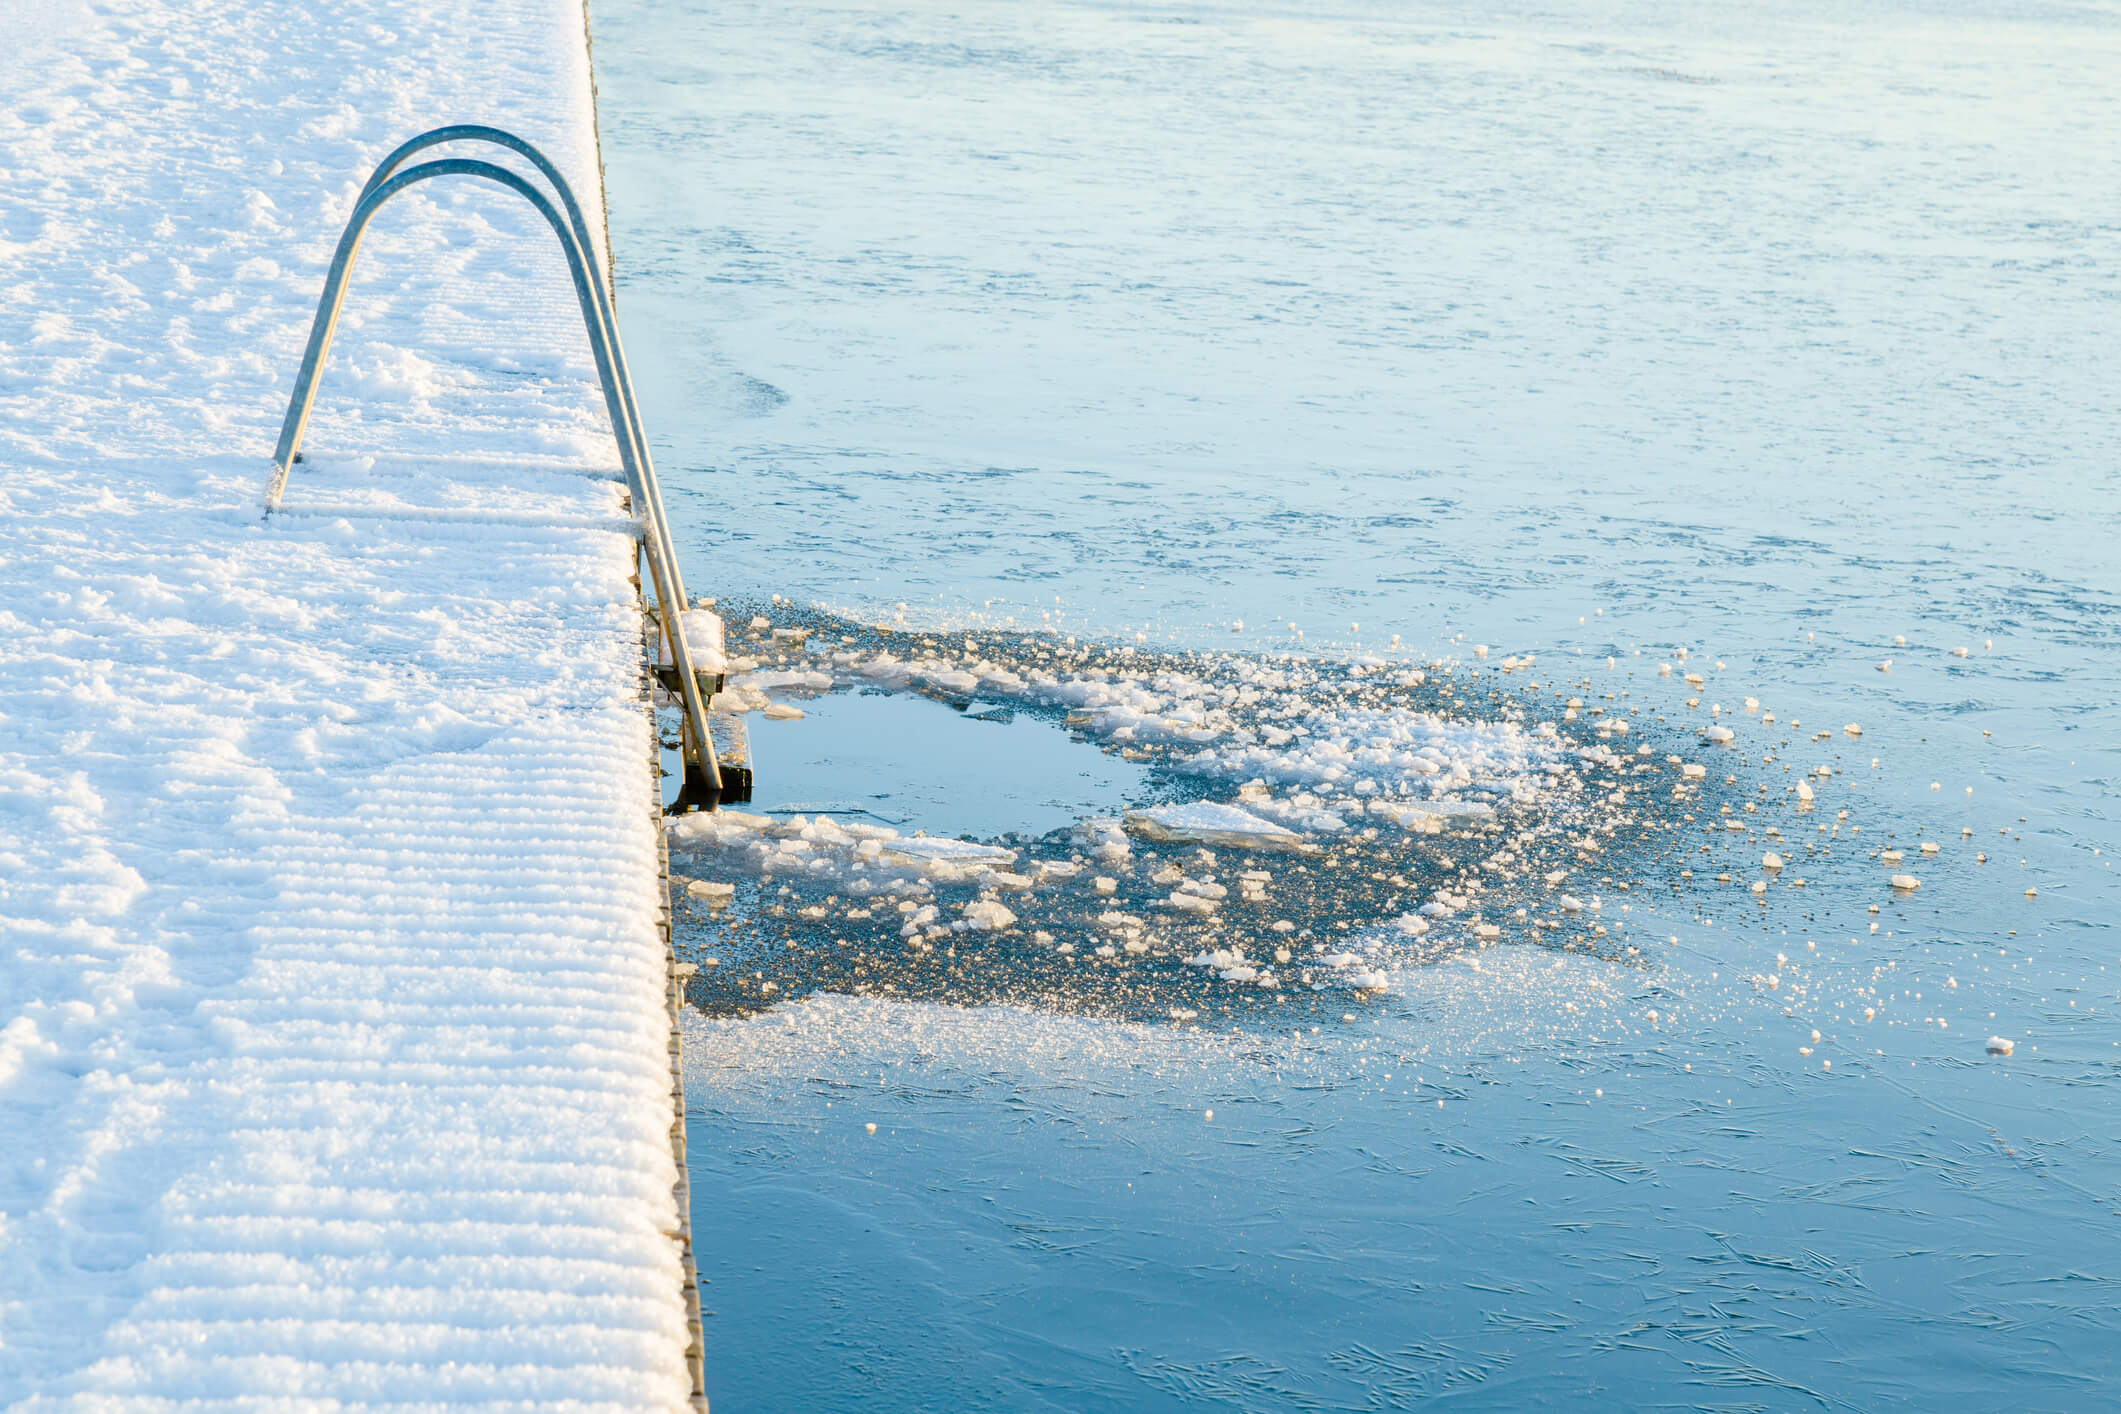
1, 2, 702, 1406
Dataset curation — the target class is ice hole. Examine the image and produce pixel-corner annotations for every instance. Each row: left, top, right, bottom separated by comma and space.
744, 688, 1149, 839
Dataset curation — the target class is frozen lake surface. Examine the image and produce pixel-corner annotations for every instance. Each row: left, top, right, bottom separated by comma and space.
592, 0, 2121, 1406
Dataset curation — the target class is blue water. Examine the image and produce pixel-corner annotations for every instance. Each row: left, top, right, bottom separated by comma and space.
592, 0, 2121, 1406
744, 687, 1149, 838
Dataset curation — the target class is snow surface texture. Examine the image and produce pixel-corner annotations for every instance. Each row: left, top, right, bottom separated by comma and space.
0, 1, 693, 1406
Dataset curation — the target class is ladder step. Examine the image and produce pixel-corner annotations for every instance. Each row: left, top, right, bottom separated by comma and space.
653, 664, 725, 698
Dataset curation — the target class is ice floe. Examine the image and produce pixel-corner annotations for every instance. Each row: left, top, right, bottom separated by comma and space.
1125, 801, 1309, 850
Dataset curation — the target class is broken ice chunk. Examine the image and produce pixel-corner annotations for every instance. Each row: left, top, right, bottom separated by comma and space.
878, 838, 1015, 864
1125, 801, 1313, 851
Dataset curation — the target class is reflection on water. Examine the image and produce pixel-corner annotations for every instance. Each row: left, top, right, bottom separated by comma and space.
593, 0, 2121, 1406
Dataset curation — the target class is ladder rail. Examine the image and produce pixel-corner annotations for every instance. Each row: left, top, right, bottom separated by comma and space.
263, 152, 722, 792
346, 126, 692, 632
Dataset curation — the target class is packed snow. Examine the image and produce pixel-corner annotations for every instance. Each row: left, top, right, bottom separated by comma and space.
0, 0, 695, 1406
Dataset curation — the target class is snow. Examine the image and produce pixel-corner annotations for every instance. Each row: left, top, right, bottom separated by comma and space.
675, 608, 728, 673
0, 0, 694, 1407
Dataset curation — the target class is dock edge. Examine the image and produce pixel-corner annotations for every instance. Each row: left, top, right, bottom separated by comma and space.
581, 0, 711, 1403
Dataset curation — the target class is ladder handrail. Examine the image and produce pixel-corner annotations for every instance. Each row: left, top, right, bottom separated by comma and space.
357, 126, 607, 274
262, 151, 722, 792
271, 127, 687, 639
345, 127, 689, 625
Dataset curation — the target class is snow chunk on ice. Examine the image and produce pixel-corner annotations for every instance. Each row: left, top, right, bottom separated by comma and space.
1184, 948, 1245, 968
961, 899, 1018, 931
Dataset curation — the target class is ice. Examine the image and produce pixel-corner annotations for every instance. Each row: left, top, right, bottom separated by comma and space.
738, 639, 1568, 845
1125, 801, 1308, 850
743, 668, 834, 695
666, 611, 1681, 1023
712, 666, 834, 713
1184, 948, 1247, 969
880, 838, 1018, 867
959, 899, 1017, 931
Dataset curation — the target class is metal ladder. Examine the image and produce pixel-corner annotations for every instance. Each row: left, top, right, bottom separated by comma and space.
262, 124, 734, 803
